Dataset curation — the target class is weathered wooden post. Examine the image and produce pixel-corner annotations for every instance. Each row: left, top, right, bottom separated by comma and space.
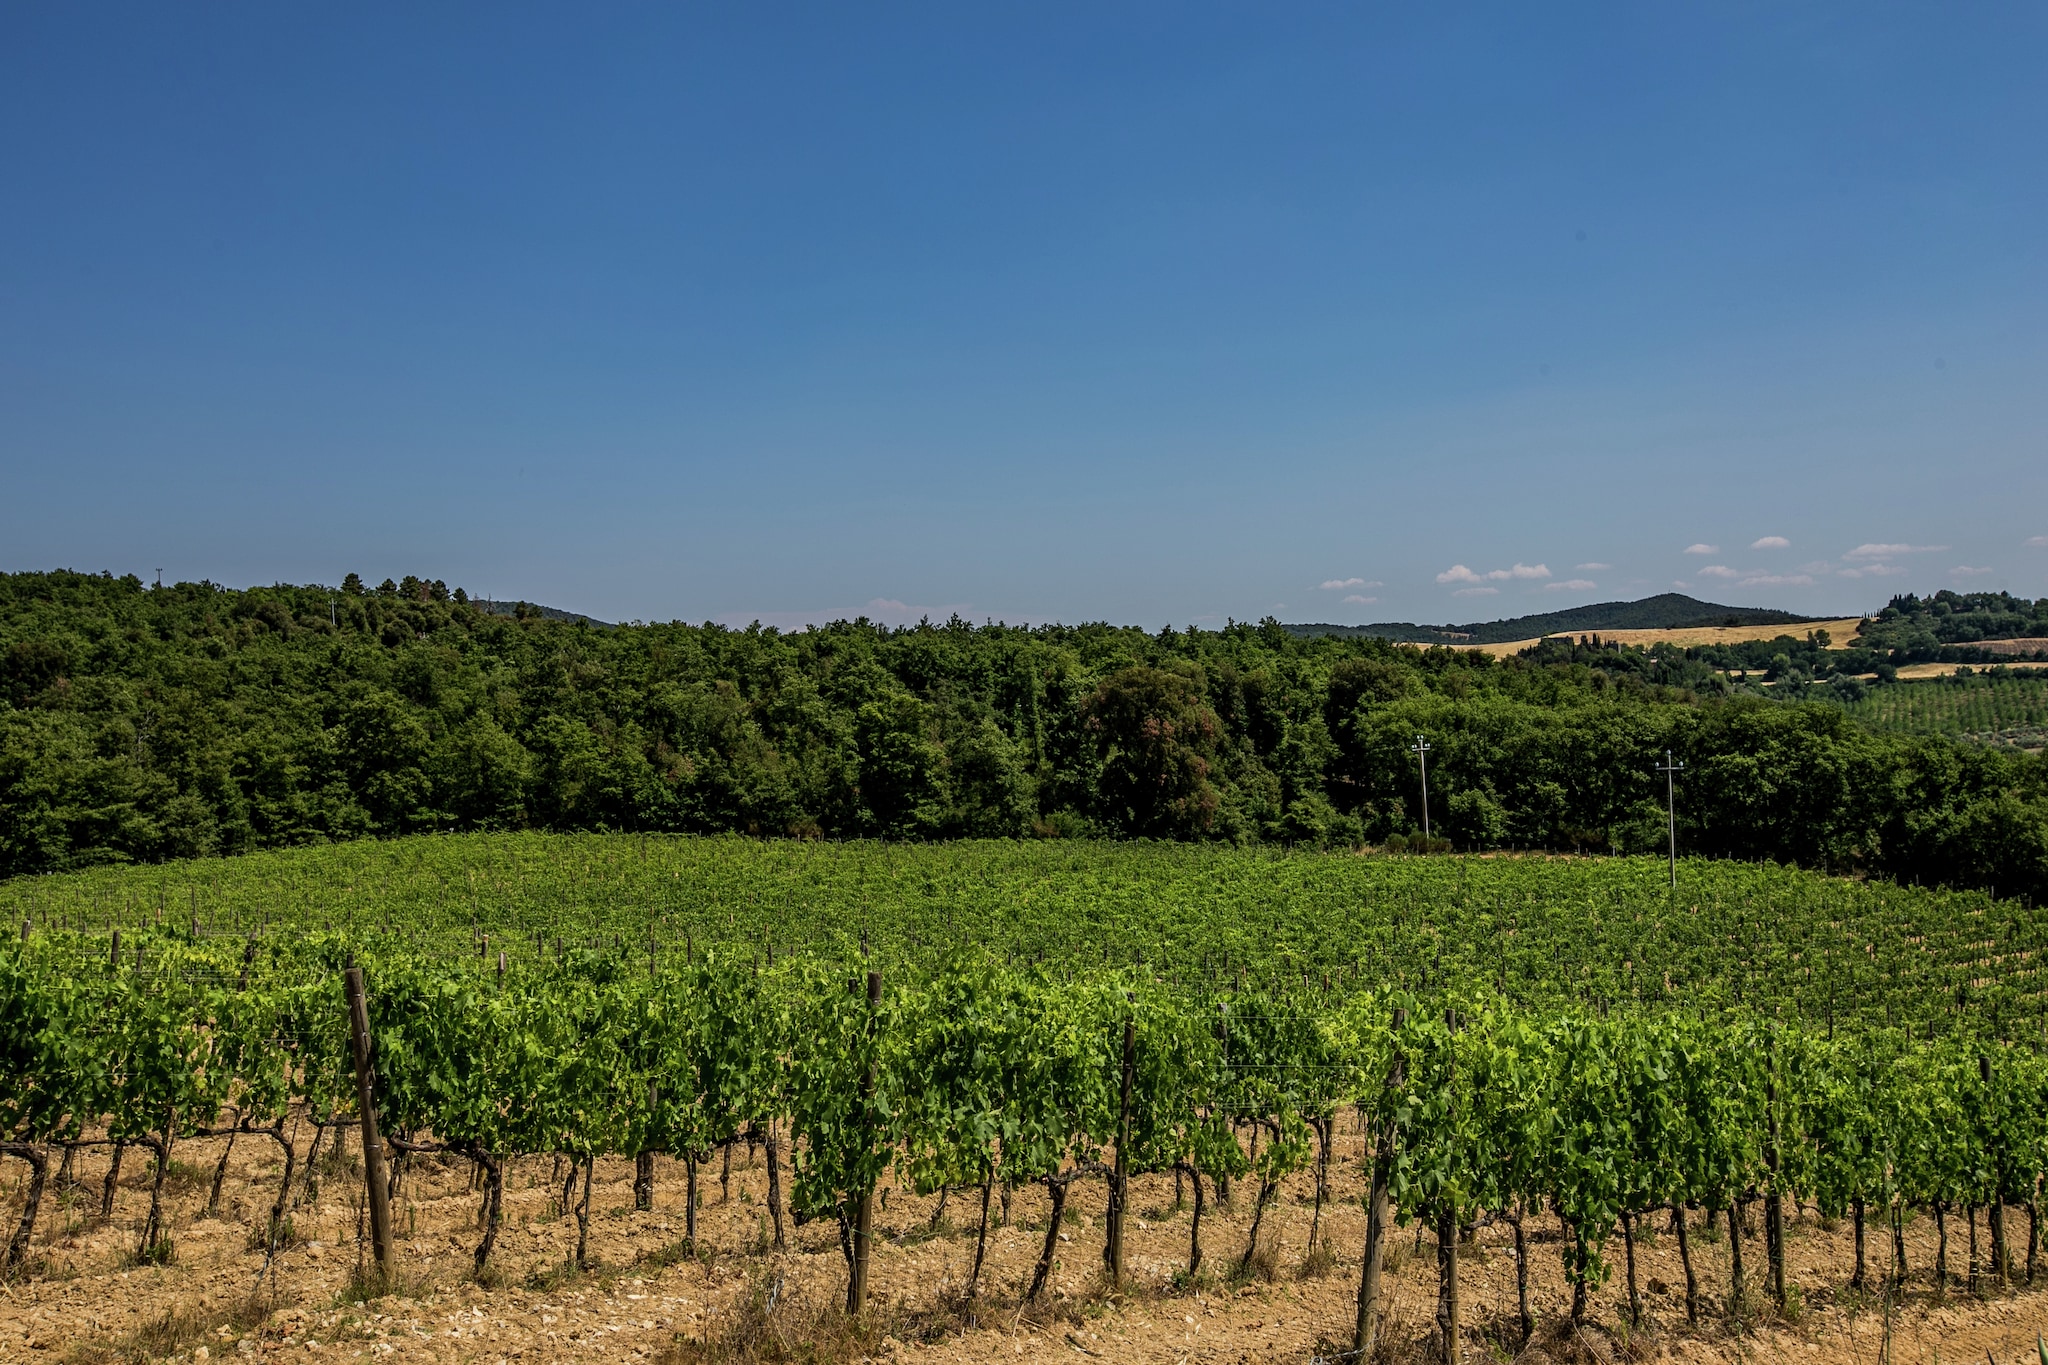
343, 965, 395, 1281
848, 969, 881, 1313
1355, 1006, 1406, 1358
1106, 1003, 1135, 1284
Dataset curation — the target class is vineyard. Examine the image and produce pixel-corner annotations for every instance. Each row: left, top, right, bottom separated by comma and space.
5, 835, 2048, 1361
1835, 673, 2048, 750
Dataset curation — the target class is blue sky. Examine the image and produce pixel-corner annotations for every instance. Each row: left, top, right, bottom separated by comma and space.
3, 4, 2044, 628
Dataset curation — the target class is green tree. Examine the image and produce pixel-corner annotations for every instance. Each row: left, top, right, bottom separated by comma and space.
1085, 666, 1223, 838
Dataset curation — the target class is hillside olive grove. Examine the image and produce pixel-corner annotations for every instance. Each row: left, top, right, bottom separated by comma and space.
2, 570, 2045, 900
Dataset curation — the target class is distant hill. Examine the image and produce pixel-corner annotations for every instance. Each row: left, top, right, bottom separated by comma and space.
471, 599, 613, 628
1289, 593, 1818, 646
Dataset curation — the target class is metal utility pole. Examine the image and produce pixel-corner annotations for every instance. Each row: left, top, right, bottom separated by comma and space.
1411, 734, 1433, 838
1655, 749, 1685, 888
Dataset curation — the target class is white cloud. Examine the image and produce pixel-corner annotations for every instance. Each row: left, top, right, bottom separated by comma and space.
1575, 562, 1612, 572
1672, 580, 1692, 590
1318, 577, 1381, 591
1684, 544, 1718, 555
1750, 536, 1791, 550
1690, 561, 1818, 587
1342, 594, 1378, 605
1437, 562, 1550, 585
1950, 565, 1994, 577
2028, 535, 2048, 548
1799, 561, 1833, 575
1452, 586, 1499, 597
1845, 542, 1946, 559
1838, 563, 1906, 579
1544, 579, 1598, 592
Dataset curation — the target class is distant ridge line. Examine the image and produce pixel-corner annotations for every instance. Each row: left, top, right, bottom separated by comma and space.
1287, 592, 1822, 646
465, 591, 1819, 642
471, 599, 613, 628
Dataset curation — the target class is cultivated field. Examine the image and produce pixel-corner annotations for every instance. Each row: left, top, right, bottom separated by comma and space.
1838, 672, 2048, 749
1457, 617, 1867, 658
5, 836, 2047, 1364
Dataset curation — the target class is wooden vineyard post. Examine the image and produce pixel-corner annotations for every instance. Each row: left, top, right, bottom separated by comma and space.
1437, 1007, 1460, 1365
1981, 1054, 2010, 1283
849, 969, 881, 1314
343, 966, 396, 1281
1764, 1063, 1785, 1312
1355, 1006, 1406, 1359
1106, 1004, 1135, 1285
635, 1081, 658, 1213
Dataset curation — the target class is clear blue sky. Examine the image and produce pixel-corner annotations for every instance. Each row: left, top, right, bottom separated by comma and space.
4, 4, 2044, 628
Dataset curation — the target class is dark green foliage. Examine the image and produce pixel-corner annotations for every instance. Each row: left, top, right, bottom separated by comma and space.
1085, 666, 1224, 837
1858, 590, 2048, 661
2, 570, 2046, 903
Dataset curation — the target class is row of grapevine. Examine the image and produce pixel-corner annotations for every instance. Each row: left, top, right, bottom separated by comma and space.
1837, 673, 2048, 740
6, 928, 2046, 1352
5, 834, 2045, 1042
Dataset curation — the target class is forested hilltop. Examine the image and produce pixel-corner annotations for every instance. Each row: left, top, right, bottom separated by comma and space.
2, 570, 2045, 899
1291, 591, 1812, 645
1858, 589, 2048, 659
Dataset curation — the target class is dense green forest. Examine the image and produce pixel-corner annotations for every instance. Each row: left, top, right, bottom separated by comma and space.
2, 570, 2046, 900
1858, 589, 2048, 659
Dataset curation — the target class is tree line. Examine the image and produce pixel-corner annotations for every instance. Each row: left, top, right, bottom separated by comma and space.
2, 570, 2044, 900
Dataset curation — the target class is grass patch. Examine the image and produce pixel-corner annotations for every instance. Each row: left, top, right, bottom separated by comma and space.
0, 1252, 70, 1284
1231, 1232, 1282, 1285
525, 1253, 587, 1293
158, 1158, 211, 1195
523, 1249, 646, 1294
65, 1291, 281, 1365
1297, 1235, 1340, 1280
637, 1236, 722, 1276
119, 1238, 177, 1269
332, 1260, 433, 1306
245, 1215, 303, 1254
1383, 1238, 1413, 1275
654, 1270, 901, 1365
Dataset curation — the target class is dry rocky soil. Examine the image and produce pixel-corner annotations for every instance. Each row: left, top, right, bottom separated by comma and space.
3, 1117, 2045, 1365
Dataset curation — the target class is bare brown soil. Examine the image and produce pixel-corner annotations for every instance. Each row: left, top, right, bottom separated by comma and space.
3, 1117, 2044, 1365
